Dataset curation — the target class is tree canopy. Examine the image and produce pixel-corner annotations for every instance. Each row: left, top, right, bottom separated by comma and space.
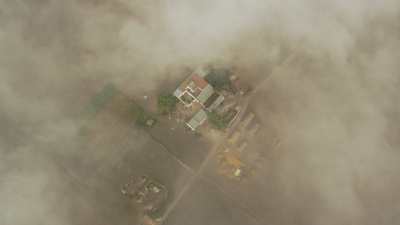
205, 68, 232, 91
157, 94, 178, 115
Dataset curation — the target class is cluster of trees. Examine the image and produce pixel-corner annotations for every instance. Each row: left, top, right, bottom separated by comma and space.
205, 67, 232, 91
157, 94, 178, 115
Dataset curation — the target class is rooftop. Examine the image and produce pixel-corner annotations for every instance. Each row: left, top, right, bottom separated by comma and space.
191, 75, 209, 89
197, 84, 214, 104
186, 109, 207, 131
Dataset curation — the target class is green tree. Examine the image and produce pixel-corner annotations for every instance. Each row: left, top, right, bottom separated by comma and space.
158, 94, 178, 115
205, 68, 231, 91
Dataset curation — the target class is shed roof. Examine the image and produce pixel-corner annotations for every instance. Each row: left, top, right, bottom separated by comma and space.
191, 75, 209, 89
197, 84, 214, 104
186, 109, 207, 130
207, 94, 225, 111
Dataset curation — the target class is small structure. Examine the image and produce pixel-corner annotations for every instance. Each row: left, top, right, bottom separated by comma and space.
206, 94, 225, 111
228, 131, 241, 145
237, 141, 248, 153
240, 112, 255, 130
186, 109, 207, 131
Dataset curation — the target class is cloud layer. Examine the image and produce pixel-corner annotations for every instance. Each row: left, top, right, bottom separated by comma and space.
0, 0, 399, 224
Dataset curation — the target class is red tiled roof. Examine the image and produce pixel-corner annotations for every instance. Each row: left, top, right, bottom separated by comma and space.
191, 75, 208, 89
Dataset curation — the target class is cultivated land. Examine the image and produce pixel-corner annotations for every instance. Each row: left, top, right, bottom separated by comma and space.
43, 82, 192, 224
163, 178, 260, 225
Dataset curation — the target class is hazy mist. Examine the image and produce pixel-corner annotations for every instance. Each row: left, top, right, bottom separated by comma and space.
1, 0, 399, 224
